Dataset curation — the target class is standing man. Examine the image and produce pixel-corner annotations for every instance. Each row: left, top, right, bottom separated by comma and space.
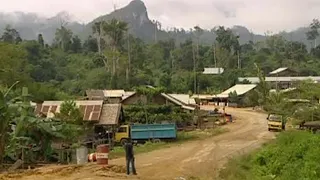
124, 139, 137, 175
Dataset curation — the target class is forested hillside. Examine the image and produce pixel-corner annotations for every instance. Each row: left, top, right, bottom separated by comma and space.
1, 0, 320, 49
1, 11, 320, 102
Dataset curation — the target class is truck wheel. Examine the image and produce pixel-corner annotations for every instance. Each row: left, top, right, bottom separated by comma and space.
152, 139, 161, 143
268, 128, 271, 131
120, 138, 128, 146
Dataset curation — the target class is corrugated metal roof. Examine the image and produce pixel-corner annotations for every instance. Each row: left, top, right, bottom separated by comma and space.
161, 93, 183, 106
239, 76, 320, 83
168, 94, 196, 105
122, 91, 136, 100
161, 93, 196, 111
85, 90, 105, 100
217, 84, 257, 97
269, 67, 288, 75
86, 89, 127, 99
39, 100, 104, 121
103, 90, 125, 98
99, 104, 122, 125
203, 68, 224, 75
191, 94, 216, 99
182, 105, 195, 111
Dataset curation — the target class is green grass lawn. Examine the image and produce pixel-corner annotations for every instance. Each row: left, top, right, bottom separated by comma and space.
109, 127, 228, 159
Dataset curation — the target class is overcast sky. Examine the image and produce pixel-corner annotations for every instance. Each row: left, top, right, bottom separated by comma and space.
0, 0, 319, 34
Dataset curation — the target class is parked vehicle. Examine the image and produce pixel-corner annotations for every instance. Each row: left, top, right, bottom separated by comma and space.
300, 121, 320, 133
267, 114, 285, 131
115, 124, 177, 145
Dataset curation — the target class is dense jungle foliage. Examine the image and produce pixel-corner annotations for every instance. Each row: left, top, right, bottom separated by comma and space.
1, 19, 320, 101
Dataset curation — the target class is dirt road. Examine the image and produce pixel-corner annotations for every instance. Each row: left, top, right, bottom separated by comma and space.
1, 108, 275, 180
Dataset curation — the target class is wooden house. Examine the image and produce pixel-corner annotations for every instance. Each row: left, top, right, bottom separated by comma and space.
85, 90, 133, 104
36, 100, 124, 126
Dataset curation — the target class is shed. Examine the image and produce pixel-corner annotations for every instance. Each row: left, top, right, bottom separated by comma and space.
103, 90, 125, 98
37, 101, 124, 125
85, 90, 105, 100
213, 84, 257, 107
217, 84, 257, 98
85, 89, 127, 103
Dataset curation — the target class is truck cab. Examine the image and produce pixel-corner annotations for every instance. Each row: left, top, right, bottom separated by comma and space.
115, 125, 130, 145
267, 114, 284, 131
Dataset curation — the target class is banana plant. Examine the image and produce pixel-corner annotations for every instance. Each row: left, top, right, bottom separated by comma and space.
1, 85, 87, 164
0, 81, 19, 165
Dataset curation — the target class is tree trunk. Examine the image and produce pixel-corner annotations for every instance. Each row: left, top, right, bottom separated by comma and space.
0, 134, 6, 165
97, 36, 101, 54
102, 56, 109, 71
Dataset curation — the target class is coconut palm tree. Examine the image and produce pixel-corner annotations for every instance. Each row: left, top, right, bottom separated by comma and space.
55, 26, 73, 51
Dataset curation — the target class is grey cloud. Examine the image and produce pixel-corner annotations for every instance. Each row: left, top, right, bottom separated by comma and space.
213, 4, 236, 18
0, 0, 319, 34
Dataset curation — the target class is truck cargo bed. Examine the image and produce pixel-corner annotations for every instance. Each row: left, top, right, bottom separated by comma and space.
131, 124, 177, 140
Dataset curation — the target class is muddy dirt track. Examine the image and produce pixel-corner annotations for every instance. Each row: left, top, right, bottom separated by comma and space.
1, 108, 275, 180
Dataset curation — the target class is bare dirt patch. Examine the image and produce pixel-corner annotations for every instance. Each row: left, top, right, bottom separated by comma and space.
2, 107, 275, 180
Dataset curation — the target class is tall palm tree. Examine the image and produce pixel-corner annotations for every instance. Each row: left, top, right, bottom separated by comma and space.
55, 26, 73, 51
103, 19, 128, 76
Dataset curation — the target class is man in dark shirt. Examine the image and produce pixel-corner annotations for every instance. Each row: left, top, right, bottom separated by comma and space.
124, 139, 137, 175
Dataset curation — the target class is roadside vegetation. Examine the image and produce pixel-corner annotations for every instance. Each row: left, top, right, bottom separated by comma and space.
219, 61, 320, 179
220, 131, 320, 180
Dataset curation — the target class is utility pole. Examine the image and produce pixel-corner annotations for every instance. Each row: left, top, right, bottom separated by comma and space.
193, 43, 196, 94
127, 31, 131, 83
213, 43, 217, 68
237, 50, 241, 69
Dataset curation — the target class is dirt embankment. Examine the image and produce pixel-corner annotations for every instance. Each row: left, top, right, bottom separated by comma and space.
1, 108, 275, 180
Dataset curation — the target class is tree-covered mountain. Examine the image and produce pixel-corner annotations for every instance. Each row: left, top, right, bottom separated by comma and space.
0, 0, 319, 48
0, 11, 85, 44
